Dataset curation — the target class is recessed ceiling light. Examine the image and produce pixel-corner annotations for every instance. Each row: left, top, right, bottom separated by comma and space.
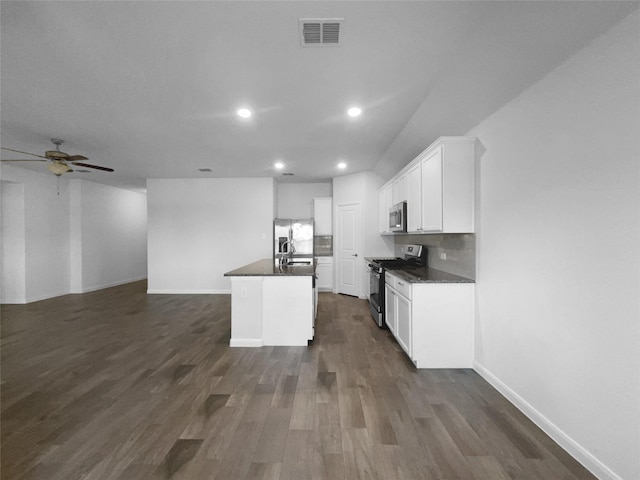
275, 161, 284, 169
337, 162, 347, 169
237, 108, 252, 118
347, 107, 362, 118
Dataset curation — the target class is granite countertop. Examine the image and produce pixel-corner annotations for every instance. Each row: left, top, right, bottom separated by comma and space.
386, 266, 474, 284
224, 258, 316, 277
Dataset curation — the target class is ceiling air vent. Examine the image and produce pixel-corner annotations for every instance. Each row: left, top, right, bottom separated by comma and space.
298, 18, 343, 47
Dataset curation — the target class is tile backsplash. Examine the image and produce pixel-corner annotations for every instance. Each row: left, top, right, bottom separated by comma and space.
314, 235, 333, 256
394, 234, 475, 279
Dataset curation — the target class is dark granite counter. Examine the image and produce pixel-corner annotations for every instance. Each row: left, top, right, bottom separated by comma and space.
386, 266, 474, 284
224, 258, 316, 277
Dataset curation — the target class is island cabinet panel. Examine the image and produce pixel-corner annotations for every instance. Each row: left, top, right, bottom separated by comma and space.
225, 259, 315, 347
263, 276, 313, 346
230, 277, 264, 347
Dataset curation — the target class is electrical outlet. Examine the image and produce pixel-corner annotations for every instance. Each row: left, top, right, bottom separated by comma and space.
440, 252, 447, 260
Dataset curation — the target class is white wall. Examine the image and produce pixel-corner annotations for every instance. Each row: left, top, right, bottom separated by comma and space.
469, 11, 639, 480
0, 165, 148, 303
277, 182, 332, 218
70, 179, 147, 292
1, 165, 71, 303
1, 180, 26, 303
333, 172, 393, 298
147, 178, 275, 294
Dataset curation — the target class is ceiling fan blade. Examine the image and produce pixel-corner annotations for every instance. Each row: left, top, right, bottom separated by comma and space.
1, 158, 48, 162
1, 147, 48, 159
67, 155, 88, 161
71, 161, 114, 172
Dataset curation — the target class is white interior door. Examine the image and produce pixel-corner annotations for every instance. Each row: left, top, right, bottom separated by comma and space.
337, 203, 360, 297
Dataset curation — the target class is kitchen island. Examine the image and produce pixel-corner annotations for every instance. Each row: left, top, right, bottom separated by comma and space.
224, 258, 316, 347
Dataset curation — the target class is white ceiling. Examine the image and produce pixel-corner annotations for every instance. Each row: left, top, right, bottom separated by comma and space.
1, 1, 636, 192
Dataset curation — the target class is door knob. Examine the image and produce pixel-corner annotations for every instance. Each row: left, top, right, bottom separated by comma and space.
352, 253, 358, 257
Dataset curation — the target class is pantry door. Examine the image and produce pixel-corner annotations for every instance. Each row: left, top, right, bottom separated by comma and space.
336, 203, 360, 297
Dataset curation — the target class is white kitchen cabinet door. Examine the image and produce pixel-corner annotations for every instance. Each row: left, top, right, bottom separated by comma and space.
313, 197, 332, 235
392, 174, 407, 205
396, 291, 411, 356
315, 257, 333, 291
384, 284, 397, 335
421, 147, 444, 232
406, 163, 422, 233
411, 283, 474, 368
378, 185, 392, 234
420, 138, 475, 233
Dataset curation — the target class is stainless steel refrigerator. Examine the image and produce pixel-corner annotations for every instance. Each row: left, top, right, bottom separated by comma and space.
274, 219, 314, 260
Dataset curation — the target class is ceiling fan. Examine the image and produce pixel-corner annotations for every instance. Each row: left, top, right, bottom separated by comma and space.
1, 138, 114, 176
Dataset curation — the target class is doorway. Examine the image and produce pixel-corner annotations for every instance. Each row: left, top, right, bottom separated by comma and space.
336, 203, 360, 297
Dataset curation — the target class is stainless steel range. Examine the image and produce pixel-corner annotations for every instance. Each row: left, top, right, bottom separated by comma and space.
367, 245, 427, 327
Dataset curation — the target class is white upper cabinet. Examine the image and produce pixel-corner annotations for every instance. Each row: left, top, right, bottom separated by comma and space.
379, 136, 475, 235
378, 184, 393, 234
406, 163, 422, 233
392, 174, 407, 205
424, 138, 475, 233
421, 146, 444, 232
313, 197, 332, 235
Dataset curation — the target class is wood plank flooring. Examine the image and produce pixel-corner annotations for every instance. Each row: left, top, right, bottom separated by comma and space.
1, 281, 595, 480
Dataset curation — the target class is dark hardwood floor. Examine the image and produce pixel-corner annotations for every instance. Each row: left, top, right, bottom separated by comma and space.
1, 281, 595, 480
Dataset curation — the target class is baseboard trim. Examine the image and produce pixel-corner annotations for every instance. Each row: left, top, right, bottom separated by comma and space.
25, 290, 71, 304
473, 361, 621, 480
230, 338, 264, 348
0, 296, 27, 304
80, 276, 147, 294
147, 289, 230, 294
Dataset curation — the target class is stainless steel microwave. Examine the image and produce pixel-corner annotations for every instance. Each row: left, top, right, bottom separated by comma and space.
389, 202, 407, 232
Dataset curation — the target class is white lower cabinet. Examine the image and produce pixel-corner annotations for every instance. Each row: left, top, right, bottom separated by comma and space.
384, 284, 397, 335
385, 272, 474, 368
395, 292, 411, 357
315, 257, 333, 291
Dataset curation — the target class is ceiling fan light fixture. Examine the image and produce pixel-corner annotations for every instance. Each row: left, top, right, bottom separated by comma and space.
45, 150, 68, 159
48, 161, 71, 176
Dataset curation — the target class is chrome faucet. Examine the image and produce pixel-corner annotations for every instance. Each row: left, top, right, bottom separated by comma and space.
279, 240, 296, 266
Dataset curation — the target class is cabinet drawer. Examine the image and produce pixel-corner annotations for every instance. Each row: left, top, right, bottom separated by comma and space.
394, 277, 411, 300
385, 272, 397, 289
